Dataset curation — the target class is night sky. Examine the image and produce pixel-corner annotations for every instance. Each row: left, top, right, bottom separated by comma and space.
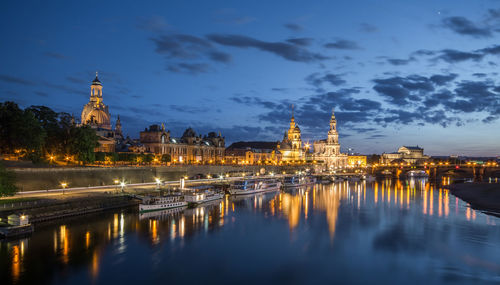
2, 0, 500, 156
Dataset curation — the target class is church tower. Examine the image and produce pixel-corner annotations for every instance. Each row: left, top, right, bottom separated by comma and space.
81, 72, 111, 130
115, 115, 123, 138
287, 105, 302, 150
327, 109, 339, 145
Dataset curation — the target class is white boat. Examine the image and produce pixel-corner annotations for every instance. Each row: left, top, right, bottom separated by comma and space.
229, 179, 282, 195
361, 174, 376, 182
184, 187, 224, 205
283, 175, 316, 187
407, 170, 429, 178
139, 195, 187, 213
139, 206, 187, 220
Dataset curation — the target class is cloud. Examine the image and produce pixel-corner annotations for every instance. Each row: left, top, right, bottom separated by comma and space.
441, 16, 492, 38
137, 15, 169, 32
373, 75, 435, 105
0, 75, 36, 86
207, 34, 329, 62
386, 57, 415, 66
360, 23, 378, 33
284, 23, 302, 32
34, 91, 48, 97
43, 52, 68, 59
323, 39, 360, 50
429, 73, 458, 85
208, 51, 232, 63
167, 63, 211, 74
286, 38, 313, 46
152, 34, 213, 59
306, 72, 346, 88
435, 49, 484, 63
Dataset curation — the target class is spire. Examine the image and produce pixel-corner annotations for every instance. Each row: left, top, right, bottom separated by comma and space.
92, 71, 101, 85
330, 107, 337, 131
161, 123, 165, 131
290, 104, 296, 128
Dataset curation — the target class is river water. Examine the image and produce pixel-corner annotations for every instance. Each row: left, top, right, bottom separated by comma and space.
2, 179, 500, 284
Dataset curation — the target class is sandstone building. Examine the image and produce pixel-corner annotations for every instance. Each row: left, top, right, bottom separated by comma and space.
381, 146, 429, 164
140, 124, 225, 163
313, 109, 348, 169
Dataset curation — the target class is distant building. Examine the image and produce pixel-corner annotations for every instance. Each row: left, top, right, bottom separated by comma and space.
225, 141, 281, 164
313, 109, 348, 169
278, 109, 305, 161
80, 73, 122, 152
348, 155, 367, 167
140, 125, 225, 163
381, 146, 429, 164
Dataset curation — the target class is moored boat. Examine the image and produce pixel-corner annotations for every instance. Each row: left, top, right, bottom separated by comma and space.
184, 186, 224, 205
228, 179, 281, 195
283, 175, 316, 187
139, 195, 187, 213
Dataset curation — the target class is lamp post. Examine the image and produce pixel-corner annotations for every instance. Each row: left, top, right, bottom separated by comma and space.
155, 178, 161, 190
61, 182, 67, 195
120, 181, 126, 193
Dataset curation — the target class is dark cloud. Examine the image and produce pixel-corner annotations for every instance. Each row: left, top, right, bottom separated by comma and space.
386, 58, 415, 66
207, 34, 329, 62
43, 52, 67, 59
152, 34, 212, 59
0, 74, 36, 86
359, 23, 378, 33
137, 15, 169, 33
284, 23, 302, 32
167, 63, 210, 74
34, 91, 48, 97
429, 73, 458, 85
169, 105, 207, 113
373, 75, 435, 105
286, 38, 313, 46
435, 49, 484, 63
442, 16, 492, 38
66, 76, 87, 84
209, 51, 232, 63
306, 73, 346, 88
323, 39, 360, 50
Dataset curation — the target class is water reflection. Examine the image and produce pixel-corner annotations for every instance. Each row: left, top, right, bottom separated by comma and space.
1, 179, 500, 284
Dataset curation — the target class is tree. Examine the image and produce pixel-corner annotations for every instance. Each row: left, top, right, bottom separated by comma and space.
68, 125, 100, 164
0, 102, 46, 162
161, 154, 171, 163
0, 162, 17, 196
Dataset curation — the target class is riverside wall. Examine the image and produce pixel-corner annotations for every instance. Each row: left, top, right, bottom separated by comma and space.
11, 165, 310, 191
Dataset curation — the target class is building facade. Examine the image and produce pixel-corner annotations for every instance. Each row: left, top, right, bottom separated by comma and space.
313, 109, 348, 169
381, 146, 429, 164
80, 73, 122, 152
278, 111, 305, 161
225, 141, 281, 164
140, 125, 225, 163
348, 155, 367, 167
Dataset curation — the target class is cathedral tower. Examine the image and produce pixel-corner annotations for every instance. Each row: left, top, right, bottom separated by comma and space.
81, 72, 111, 130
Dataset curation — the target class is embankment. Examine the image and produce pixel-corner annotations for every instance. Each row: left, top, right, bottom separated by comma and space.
11, 165, 308, 191
449, 183, 500, 214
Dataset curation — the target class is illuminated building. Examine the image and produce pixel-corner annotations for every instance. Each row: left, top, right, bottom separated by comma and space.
224, 141, 281, 164
348, 155, 367, 167
278, 108, 305, 161
381, 146, 429, 164
313, 109, 347, 169
80, 73, 122, 152
140, 125, 225, 163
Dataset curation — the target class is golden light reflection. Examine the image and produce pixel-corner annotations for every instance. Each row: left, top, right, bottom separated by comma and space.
60, 225, 69, 264
282, 193, 301, 230
12, 245, 20, 282
91, 249, 99, 280
85, 231, 90, 249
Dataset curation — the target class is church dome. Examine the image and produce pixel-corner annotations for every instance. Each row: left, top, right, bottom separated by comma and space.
86, 109, 110, 127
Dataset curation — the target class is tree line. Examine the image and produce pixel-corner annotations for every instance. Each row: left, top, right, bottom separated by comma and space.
0, 101, 99, 164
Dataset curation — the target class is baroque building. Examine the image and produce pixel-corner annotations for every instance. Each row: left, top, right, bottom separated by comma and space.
225, 141, 282, 164
140, 124, 225, 163
80, 73, 123, 152
313, 109, 348, 169
278, 109, 305, 161
381, 146, 429, 164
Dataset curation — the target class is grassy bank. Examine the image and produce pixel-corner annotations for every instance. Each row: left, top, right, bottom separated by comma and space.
449, 183, 500, 214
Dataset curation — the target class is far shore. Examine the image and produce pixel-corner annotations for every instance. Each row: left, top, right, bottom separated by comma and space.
448, 182, 500, 215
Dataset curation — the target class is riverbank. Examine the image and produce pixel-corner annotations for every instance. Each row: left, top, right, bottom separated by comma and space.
0, 193, 139, 224
448, 182, 500, 215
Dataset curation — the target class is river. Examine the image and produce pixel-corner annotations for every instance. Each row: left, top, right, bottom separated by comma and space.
1, 179, 500, 284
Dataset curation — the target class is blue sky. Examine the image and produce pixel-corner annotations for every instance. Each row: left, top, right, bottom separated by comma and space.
1, 0, 500, 156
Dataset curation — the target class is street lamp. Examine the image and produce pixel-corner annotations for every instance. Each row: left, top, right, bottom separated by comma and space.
155, 178, 161, 189
120, 181, 126, 193
61, 182, 67, 195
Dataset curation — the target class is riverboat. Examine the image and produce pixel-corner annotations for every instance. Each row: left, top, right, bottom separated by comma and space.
407, 170, 429, 178
228, 179, 282, 195
283, 175, 316, 187
183, 186, 224, 205
139, 195, 187, 213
